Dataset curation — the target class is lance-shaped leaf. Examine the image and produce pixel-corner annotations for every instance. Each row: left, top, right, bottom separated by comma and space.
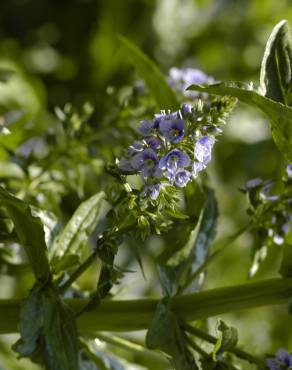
119, 35, 179, 110
51, 191, 105, 262
188, 82, 292, 162
41, 289, 79, 370
0, 186, 50, 279
146, 300, 199, 370
260, 20, 292, 104
13, 285, 79, 370
158, 185, 218, 296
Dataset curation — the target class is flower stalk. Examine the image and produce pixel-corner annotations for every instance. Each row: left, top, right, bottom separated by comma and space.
1, 277, 292, 334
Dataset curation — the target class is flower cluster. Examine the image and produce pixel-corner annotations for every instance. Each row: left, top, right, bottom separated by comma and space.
118, 97, 235, 200
267, 349, 292, 370
168, 67, 214, 98
243, 166, 292, 248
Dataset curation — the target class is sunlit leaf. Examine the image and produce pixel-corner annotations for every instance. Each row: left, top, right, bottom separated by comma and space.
51, 191, 105, 262
119, 35, 179, 110
260, 20, 292, 104
188, 82, 292, 162
0, 186, 50, 279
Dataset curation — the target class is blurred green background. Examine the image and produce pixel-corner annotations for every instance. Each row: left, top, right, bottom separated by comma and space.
1, 0, 292, 369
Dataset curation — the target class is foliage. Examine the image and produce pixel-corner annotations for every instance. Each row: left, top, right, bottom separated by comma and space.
2, 5, 292, 370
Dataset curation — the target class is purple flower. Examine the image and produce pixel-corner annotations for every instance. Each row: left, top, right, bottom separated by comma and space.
181, 103, 193, 119
142, 183, 161, 200
159, 119, 185, 143
168, 67, 214, 97
154, 111, 179, 127
287, 164, 292, 179
119, 157, 134, 172
245, 178, 263, 189
146, 137, 161, 150
192, 161, 205, 178
138, 120, 155, 136
159, 149, 190, 173
128, 141, 144, 154
131, 148, 162, 178
194, 136, 215, 164
173, 170, 191, 187
267, 349, 292, 369
183, 68, 210, 86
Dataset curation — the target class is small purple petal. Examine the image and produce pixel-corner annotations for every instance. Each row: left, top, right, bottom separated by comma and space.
119, 157, 134, 172
245, 178, 263, 189
194, 136, 215, 164
146, 137, 161, 150
273, 234, 284, 245
142, 183, 161, 200
131, 148, 161, 177
138, 120, 155, 136
192, 162, 205, 178
159, 149, 190, 173
174, 170, 191, 187
287, 164, 292, 179
181, 103, 193, 119
159, 119, 185, 143
128, 141, 144, 154
183, 68, 209, 85
266, 358, 279, 370
154, 111, 179, 127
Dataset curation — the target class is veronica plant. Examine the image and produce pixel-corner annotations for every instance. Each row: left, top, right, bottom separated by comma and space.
2, 19, 292, 370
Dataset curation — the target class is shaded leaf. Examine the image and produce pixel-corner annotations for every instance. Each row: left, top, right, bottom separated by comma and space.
119, 35, 179, 110
212, 321, 238, 362
146, 300, 199, 370
13, 285, 79, 370
0, 186, 50, 279
158, 186, 217, 296
41, 289, 79, 370
260, 19, 292, 103
51, 191, 105, 262
12, 285, 43, 357
188, 82, 292, 162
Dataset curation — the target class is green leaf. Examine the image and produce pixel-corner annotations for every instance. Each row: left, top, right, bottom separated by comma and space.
158, 186, 217, 296
188, 82, 292, 162
212, 320, 238, 362
0, 186, 50, 279
146, 300, 199, 370
260, 20, 292, 104
41, 289, 79, 370
51, 191, 105, 262
12, 285, 43, 357
13, 285, 79, 370
52, 254, 81, 275
119, 35, 179, 110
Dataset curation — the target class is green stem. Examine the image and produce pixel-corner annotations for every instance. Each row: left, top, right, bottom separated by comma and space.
1, 277, 292, 334
58, 222, 136, 293
186, 335, 209, 358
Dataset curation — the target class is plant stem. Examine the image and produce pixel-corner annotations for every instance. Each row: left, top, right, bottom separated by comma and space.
1, 277, 292, 334
58, 222, 136, 293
